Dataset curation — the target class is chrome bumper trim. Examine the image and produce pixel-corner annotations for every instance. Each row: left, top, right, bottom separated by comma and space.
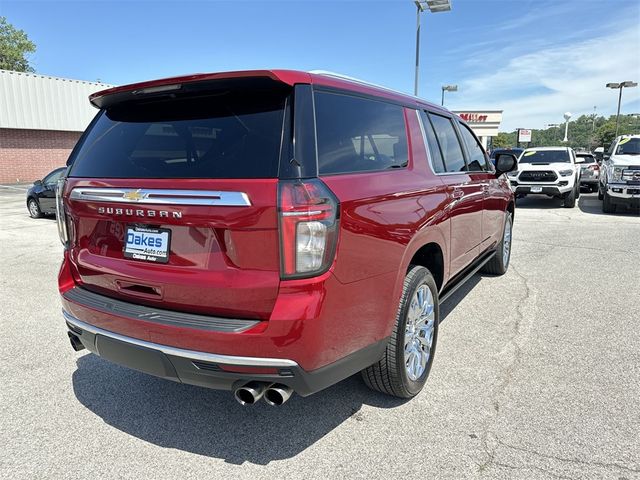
63, 310, 298, 368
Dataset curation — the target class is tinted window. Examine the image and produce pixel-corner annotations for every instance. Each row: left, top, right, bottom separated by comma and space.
314, 92, 408, 175
577, 154, 596, 164
429, 113, 466, 172
69, 90, 288, 179
43, 168, 66, 185
458, 123, 487, 171
419, 111, 445, 173
519, 150, 570, 163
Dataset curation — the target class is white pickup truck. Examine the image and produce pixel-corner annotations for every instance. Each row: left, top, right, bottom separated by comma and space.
599, 135, 640, 213
508, 147, 581, 208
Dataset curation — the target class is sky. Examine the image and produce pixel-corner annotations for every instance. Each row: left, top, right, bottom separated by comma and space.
2, 0, 639, 131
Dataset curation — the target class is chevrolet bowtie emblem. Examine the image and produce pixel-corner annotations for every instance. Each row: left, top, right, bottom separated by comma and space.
122, 190, 144, 202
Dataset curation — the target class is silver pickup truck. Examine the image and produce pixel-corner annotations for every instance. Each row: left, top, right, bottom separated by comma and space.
599, 135, 640, 213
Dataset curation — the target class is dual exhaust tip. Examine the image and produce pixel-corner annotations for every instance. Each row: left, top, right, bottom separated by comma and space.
234, 382, 293, 406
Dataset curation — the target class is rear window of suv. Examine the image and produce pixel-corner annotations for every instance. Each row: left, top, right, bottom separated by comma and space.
314, 91, 408, 175
68, 90, 288, 179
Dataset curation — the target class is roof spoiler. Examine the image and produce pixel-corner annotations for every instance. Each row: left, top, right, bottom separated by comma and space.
89, 70, 309, 109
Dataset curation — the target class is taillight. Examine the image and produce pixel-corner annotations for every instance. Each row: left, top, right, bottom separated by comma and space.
56, 178, 69, 248
278, 179, 339, 279
589, 164, 599, 171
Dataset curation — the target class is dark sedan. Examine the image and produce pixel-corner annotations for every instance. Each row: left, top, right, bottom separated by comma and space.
490, 148, 524, 165
26, 167, 67, 218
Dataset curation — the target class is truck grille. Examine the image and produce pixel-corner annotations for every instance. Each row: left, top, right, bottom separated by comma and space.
519, 171, 558, 182
622, 167, 640, 183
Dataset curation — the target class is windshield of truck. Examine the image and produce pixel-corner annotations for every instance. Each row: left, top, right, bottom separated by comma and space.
615, 138, 640, 155
68, 89, 288, 179
519, 150, 570, 163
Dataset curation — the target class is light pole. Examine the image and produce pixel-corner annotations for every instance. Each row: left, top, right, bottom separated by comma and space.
606, 81, 638, 138
547, 123, 561, 142
441, 84, 457, 106
414, 0, 452, 96
563, 112, 572, 142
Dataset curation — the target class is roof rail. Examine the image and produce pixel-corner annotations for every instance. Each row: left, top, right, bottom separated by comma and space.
309, 70, 422, 101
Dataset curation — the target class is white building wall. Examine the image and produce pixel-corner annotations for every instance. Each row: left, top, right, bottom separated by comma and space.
0, 70, 113, 132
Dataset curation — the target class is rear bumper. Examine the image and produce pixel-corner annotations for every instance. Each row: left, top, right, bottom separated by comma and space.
580, 178, 598, 185
64, 309, 387, 396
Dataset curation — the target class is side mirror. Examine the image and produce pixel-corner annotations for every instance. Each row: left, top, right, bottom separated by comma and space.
33, 179, 43, 186
603, 154, 611, 161
495, 153, 518, 177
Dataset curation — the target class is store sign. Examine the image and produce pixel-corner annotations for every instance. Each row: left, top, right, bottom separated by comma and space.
458, 113, 488, 123
518, 129, 532, 142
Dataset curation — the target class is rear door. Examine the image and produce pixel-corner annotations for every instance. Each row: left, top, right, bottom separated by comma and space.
423, 111, 483, 275
456, 121, 503, 251
64, 84, 290, 319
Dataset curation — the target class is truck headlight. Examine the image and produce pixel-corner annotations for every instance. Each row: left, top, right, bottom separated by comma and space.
559, 169, 573, 177
611, 167, 623, 182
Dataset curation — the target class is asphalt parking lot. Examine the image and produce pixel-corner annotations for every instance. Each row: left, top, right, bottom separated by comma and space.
1, 186, 638, 480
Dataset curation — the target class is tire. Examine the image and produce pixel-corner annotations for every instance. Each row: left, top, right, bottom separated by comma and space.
563, 187, 576, 208
482, 212, 512, 275
362, 265, 439, 398
27, 198, 43, 218
602, 191, 616, 213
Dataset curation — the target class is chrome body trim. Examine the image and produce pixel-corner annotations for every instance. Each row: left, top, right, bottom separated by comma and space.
63, 310, 299, 368
69, 187, 251, 207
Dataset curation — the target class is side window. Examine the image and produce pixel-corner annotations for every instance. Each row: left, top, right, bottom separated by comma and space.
419, 111, 446, 173
428, 113, 466, 173
458, 123, 487, 172
43, 169, 65, 185
314, 91, 409, 175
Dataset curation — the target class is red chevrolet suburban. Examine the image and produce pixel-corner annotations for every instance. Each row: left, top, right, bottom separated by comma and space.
58, 70, 517, 406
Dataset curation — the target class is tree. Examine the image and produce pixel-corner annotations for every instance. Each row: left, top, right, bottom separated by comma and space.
497, 114, 640, 151
0, 17, 36, 72
492, 132, 515, 148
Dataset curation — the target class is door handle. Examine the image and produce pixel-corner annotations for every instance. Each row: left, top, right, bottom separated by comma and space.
482, 184, 490, 195
452, 188, 464, 199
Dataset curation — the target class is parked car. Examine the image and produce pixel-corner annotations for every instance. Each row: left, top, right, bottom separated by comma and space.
598, 135, 640, 213
57, 70, 517, 405
593, 146, 605, 163
26, 167, 67, 218
576, 152, 599, 192
508, 147, 581, 207
490, 148, 524, 165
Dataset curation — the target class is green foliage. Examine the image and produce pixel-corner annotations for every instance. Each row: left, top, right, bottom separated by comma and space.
495, 114, 640, 150
0, 17, 36, 72
492, 132, 515, 148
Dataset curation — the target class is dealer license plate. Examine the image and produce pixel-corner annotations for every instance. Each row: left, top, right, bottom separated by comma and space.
124, 226, 171, 263
530, 186, 543, 193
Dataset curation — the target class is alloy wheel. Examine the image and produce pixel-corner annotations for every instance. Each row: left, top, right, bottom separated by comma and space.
404, 284, 435, 381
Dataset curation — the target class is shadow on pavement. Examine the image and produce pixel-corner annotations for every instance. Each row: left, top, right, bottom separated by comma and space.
72, 353, 408, 465
440, 274, 481, 323
578, 193, 639, 217
514, 195, 565, 209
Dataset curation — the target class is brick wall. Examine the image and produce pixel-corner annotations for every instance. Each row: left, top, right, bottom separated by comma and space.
0, 128, 82, 183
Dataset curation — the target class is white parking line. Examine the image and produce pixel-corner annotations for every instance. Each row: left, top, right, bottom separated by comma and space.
0, 185, 28, 191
